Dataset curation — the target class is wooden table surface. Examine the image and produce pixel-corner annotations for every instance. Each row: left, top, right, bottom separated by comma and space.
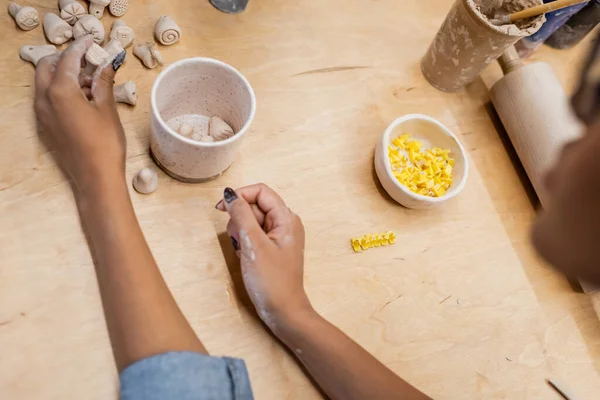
1, 0, 599, 398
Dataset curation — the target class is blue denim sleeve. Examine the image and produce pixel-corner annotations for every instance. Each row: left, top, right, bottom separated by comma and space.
119, 351, 254, 400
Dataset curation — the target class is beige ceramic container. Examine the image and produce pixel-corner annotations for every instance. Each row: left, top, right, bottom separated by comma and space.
421, 0, 544, 92
150, 58, 256, 182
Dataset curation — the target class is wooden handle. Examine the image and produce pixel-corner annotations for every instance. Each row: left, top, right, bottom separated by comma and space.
497, 46, 522, 75
510, 0, 588, 22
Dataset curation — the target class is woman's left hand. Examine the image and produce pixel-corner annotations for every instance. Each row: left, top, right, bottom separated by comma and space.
34, 35, 127, 196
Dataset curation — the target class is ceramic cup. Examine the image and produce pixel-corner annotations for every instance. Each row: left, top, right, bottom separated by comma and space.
150, 58, 256, 182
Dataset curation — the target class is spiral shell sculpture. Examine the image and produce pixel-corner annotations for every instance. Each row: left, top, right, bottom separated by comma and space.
154, 16, 181, 45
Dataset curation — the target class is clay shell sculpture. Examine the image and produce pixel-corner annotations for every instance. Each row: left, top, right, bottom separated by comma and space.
110, 20, 135, 48
103, 39, 125, 58
43, 13, 73, 45
209, 116, 235, 141
19, 44, 57, 66
73, 14, 105, 44
88, 0, 110, 19
114, 81, 137, 106
84, 43, 109, 75
132, 168, 158, 194
8, 2, 39, 31
108, 0, 128, 17
133, 42, 163, 69
58, 0, 86, 25
154, 16, 181, 45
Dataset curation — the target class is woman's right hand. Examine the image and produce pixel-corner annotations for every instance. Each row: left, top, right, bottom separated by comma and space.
216, 184, 313, 331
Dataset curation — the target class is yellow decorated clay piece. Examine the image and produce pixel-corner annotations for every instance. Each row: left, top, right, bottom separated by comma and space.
387, 133, 454, 198
351, 231, 396, 252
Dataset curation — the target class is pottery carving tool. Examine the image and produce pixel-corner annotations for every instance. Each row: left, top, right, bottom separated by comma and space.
491, 0, 589, 25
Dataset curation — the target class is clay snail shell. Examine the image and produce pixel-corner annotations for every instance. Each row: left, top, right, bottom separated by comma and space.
73, 14, 105, 44
108, 0, 128, 17
154, 16, 181, 45
132, 168, 158, 194
209, 116, 235, 141
8, 2, 39, 31
84, 43, 109, 75
114, 81, 137, 106
133, 42, 163, 69
110, 20, 135, 48
89, 0, 110, 19
103, 39, 125, 58
58, 0, 86, 25
43, 13, 73, 45
19, 45, 57, 66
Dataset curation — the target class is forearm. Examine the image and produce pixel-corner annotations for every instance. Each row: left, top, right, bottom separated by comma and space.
275, 309, 429, 400
77, 176, 205, 372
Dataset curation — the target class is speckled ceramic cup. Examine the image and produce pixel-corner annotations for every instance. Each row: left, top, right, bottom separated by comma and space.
150, 58, 256, 182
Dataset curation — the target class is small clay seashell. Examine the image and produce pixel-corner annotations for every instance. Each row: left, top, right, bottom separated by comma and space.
114, 81, 137, 106
133, 42, 163, 69
19, 44, 57, 66
58, 0, 86, 25
84, 43, 109, 75
43, 13, 73, 45
108, 0, 128, 17
154, 16, 181, 45
73, 14, 105, 44
103, 39, 125, 58
209, 116, 235, 141
88, 0, 110, 19
132, 168, 158, 194
7, 2, 39, 31
110, 20, 135, 48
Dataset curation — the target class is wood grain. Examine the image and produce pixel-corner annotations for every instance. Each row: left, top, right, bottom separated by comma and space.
1, 1, 599, 399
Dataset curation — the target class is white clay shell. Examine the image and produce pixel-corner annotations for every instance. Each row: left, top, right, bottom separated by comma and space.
73, 14, 105, 44
132, 168, 158, 194
7, 3, 39, 31
19, 44, 57, 66
110, 20, 135, 48
199, 135, 215, 143
84, 43, 109, 75
178, 123, 194, 137
103, 39, 125, 58
108, 0, 128, 17
88, 0, 110, 19
209, 116, 235, 141
59, 0, 86, 25
133, 42, 163, 69
43, 13, 73, 45
154, 16, 181, 45
113, 81, 137, 106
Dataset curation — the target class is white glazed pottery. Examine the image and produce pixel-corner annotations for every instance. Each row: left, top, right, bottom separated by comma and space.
374, 114, 468, 209
150, 57, 256, 182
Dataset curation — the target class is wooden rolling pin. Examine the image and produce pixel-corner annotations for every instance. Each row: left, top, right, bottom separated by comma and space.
489, 46, 582, 206
489, 46, 596, 293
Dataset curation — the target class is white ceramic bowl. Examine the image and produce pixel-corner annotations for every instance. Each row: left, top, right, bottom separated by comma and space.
374, 114, 468, 209
150, 58, 256, 182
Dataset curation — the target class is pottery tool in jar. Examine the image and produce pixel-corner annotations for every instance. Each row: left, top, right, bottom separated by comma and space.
422, 0, 545, 92
489, 0, 588, 24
